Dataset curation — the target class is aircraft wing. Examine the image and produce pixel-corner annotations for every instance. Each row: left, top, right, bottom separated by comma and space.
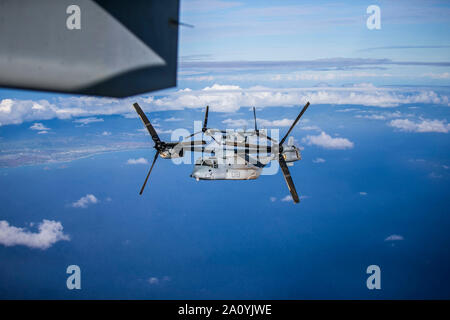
0, 0, 179, 97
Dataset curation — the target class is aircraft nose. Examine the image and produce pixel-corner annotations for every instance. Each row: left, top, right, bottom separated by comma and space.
191, 171, 201, 181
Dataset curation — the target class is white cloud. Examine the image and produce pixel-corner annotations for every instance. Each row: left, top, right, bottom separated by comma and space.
355, 111, 403, 120
147, 276, 171, 285
423, 72, 450, 79
312, 157, 326, 163
359, 192, 367, 196
302, 131, 354, 149
101, 131, 111, 136
385, 234, 404, 241
0, 219, 70, 250
148, 277, 159, 284
222, 117, 296, 128
127, 157, 149, 165
0, 97, 117, 126
182, 75, 215, 81
336, 108, 360, 112
164, 117, 183, 122
203, 84, 241, 91
2, 84, 449, 126
355, 114, 386, 120
280, 194, 309, 202
258, 118, 294, 127
389, 118, 450, 133
222, 118, 249, 128
73, 117, 104, 126
155, 128, 173, 134
270, 72, 392, 82
300, 125, 321, 131
71, 194, 98, 208
228, 118, 285, 127
165, 84, 449, 111
1, 99, 56, 126
270, 197, 277, 202
30, 122, 50, 132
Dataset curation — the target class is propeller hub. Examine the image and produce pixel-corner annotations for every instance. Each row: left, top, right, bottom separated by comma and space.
155, 141, 165, 151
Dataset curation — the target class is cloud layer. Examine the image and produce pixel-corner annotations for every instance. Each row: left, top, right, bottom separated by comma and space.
1, 84, 449, 126
73, 117, 104, 126
0, 220, 70, 250
222, 117, 294, 128
389, 119, 450, 133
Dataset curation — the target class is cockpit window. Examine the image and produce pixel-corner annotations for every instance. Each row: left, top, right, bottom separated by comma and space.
202, 160, 214, 167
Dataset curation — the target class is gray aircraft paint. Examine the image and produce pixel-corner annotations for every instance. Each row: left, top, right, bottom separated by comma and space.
0, 0, 179, 97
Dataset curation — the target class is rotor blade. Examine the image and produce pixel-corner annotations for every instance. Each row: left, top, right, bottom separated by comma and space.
177, 140, 207, 146
183, 145, 262, 154
256, 130, 276, 142
133, 103, 161, 145
236, 152, 266, 168
253, 107, 258, 132
222, 140, 273, 152
168, 140, 206, 155
169, 140, 206, 155
203, 105, 209, 131
182, 146, 216, 153
279, 155, 300, 203
184, 131, 203, 139
139, 152, 159, 195
279, 102, 310, 146
207, 128, 228, 135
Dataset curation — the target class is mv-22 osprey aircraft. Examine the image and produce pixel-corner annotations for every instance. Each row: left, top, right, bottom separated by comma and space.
132, 101, 310, 203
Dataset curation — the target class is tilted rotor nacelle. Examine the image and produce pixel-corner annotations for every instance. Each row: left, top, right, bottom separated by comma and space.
159, 146, 184, 159
281, 145, 302, 163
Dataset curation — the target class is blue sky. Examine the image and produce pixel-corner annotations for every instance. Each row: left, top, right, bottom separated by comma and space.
179, 0, 450, 61
0, 0, 450, 299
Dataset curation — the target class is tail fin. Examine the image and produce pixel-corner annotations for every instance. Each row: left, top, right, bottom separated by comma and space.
287, 136, 294, 146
